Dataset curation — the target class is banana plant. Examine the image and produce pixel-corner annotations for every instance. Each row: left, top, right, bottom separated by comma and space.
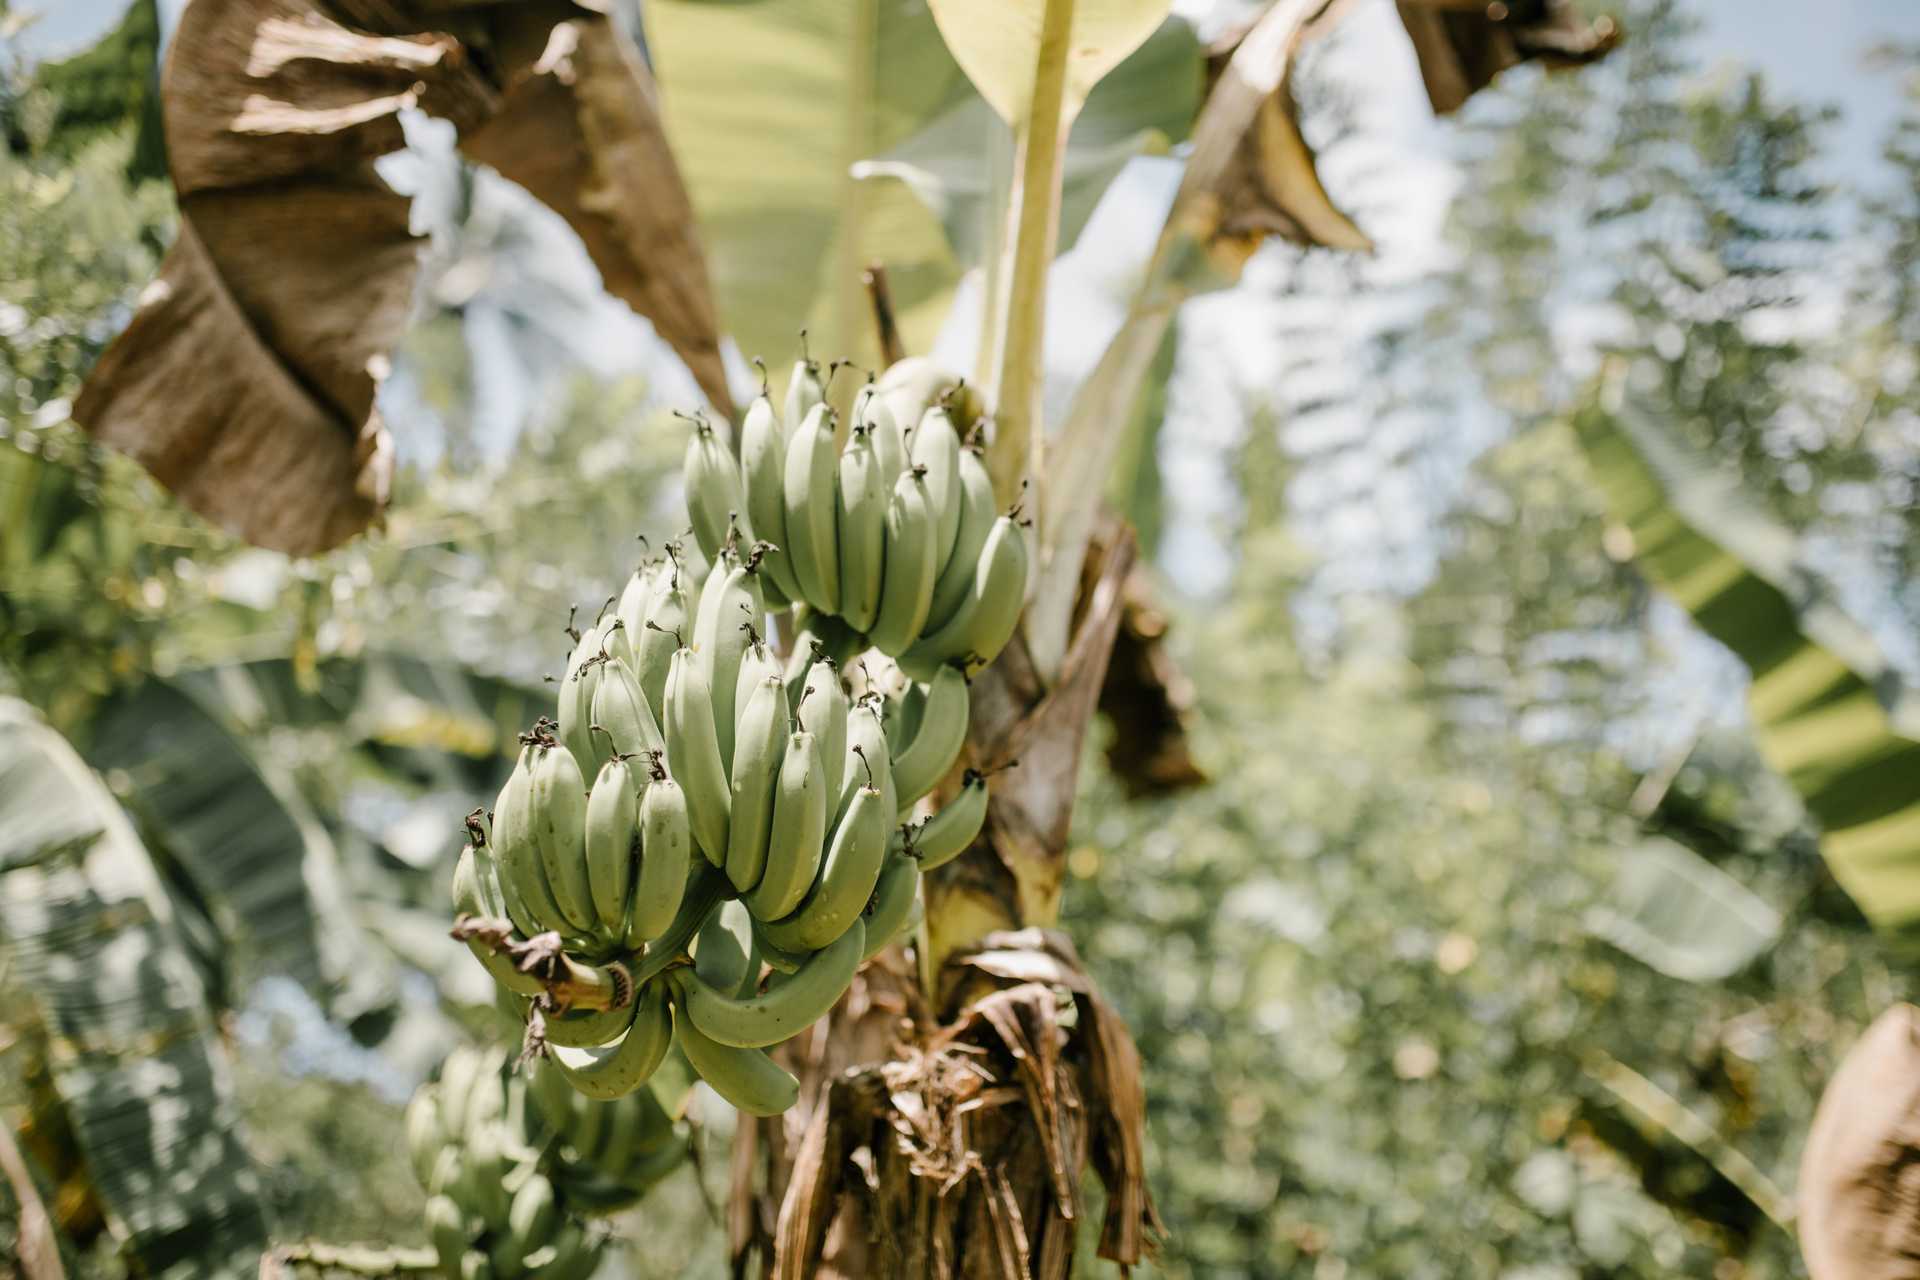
0, 698, 273, 1279
1574, 363, 1920, 932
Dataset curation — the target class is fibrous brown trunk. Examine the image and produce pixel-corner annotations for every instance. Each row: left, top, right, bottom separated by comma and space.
731, 522, 1162, 1279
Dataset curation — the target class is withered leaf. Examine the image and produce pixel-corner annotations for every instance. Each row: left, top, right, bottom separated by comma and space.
1395, 0, 1620, 116
75, 0, 728, 556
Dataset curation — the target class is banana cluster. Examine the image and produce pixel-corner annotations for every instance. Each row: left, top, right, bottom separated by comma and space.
452, 358, 1003, 1119
404, 1045, 682, 1279
685, 354, 1029, 677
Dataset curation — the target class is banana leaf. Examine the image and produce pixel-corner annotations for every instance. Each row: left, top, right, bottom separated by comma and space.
1585, 838, 1781, 982
1573, 383, 1920, 930
0, 698, 271, 1279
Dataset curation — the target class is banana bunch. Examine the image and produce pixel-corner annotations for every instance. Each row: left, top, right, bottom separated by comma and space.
684, 354, 1030, 677
453, 365, 1011, 1116
404, 1046, 617, 1280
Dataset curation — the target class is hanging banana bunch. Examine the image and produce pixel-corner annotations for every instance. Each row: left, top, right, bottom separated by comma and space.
404, 1045, 689, 1279
450, 352, 1014, 1119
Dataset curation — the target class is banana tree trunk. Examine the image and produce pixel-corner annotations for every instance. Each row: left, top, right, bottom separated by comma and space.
731, 522, 1160, 1279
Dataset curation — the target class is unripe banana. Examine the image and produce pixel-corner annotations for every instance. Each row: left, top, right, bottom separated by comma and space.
783, 404, 841, 613
925, 442, 996, 631
631, 864, 728, 988
784, 352, 825, 429
584, 756, 639, 937
464, 1117, 511, 1226
465, 810, 506, 920
664, 647, 730, 868
899, 514, 1028, 678
862, 853, 919, 961
837, 702, 897, 828
909, 770, 988, 870
868, 467, 937, 655
890, 665, 969, 812
693, 898, 759, 997
677, 916, 862, 1048
751, 914, 811, 974
530, 744, 596, 934
406, 1085, 448, 1185
615, 562, 659, 647
636, 558, 694, 724
459, 1248, 494, 1280
626, 770, 692, 946
672, 1000, 800, 1117
910, 405, 964, 574
739, 390, 802, 605
693, 558, 764, 770
547, 979, 674, 1101
495, 749, 577, 939
436, 1047, 483, 1142
725, 676, 789, 893
883, 680, 924, 757
734, 639, 783, 725
556, 627, 603, 781
743, 729, 826, 922
492, 1169, 556, 1275
684, 415, 747, 570
539, 991, 638, 1050
858, 386, 907, 481
424, 1195, 469, 1275
601, 615, 636, 672
874, 355, 960, 432
836, 422, 888, 632
793, 662, 847, 800
762, 776, 889, 953
453, 845, 548, 997
530, 1222, 599, 1280
589, 655, 664, 768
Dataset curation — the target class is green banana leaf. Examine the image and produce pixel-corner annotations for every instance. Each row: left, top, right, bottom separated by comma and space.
647, 0, 972, 373
1573, 386, 1920, 929
85, 678, 390, 1018
0, 698, 271, 1279
1584, 838, 1782, 982
855, 16, 1202, 268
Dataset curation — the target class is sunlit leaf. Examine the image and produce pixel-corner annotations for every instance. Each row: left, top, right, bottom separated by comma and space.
0, 698, 271, 1279
647, 0, 972, 372
1574, 379, 1920, 929
1585, 838, 1780, 981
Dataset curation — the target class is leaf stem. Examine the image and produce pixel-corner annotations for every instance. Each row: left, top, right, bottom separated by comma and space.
984, 0, 1077, 512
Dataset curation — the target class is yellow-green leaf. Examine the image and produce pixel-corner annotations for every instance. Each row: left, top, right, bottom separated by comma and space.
1573, 375, 1920, 930
928, 0, 1172, 127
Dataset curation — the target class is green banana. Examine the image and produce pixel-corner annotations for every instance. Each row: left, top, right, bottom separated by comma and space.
835, 421, 888, 632
590, 656, 665, 766
663, 646, 730, 869
625, 770, 692, 946
734, 637, 783, 723
868, 467, 938, 655
795, 662, 849, 808
782, 403, 841, 613
899, 514, 1028, 678
465, 810, 506, 920
677, 916, 863, 1048
910, 405, 963, 574
459, 1248, 494, 1280
743, 728, 825, 923
424, 1195, 469, 1274
693, 898, 758, 996
925, 442, 996, 631
631, 864, 728, 988
763, 773, 889, 952
539, 991, 638, 1049
556, 626, 603, 773
684, 414, 747, 570
405, 1085, 447, 1185
530, 744, 596, 934
584, 756, 639, 937
436, 1047, 483, 1140
751, 914, 810, 974
837, 701, 897, 828
784, 350, 825, 429
890, 665, 969, 812
725, 675, 789, 893
529, 1223, 599, 1280
859, 386, 907, 481
491, 1169, 556, 1275
494, 747, 576, 940
861, 852, 919, 961
636, 557, 694, 725
874, 356, 960, 432
602, 615, 636, 672
883, 680, 925, 758
693, 557, 764, 770
452, 846, 547, 997
615, 561, 659, 646
910, 770, 988, 870
739, 388, 802, 605
671, 1000, 800, 1117
547, 979, 674, 1101
463, 1116, 511, 1226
